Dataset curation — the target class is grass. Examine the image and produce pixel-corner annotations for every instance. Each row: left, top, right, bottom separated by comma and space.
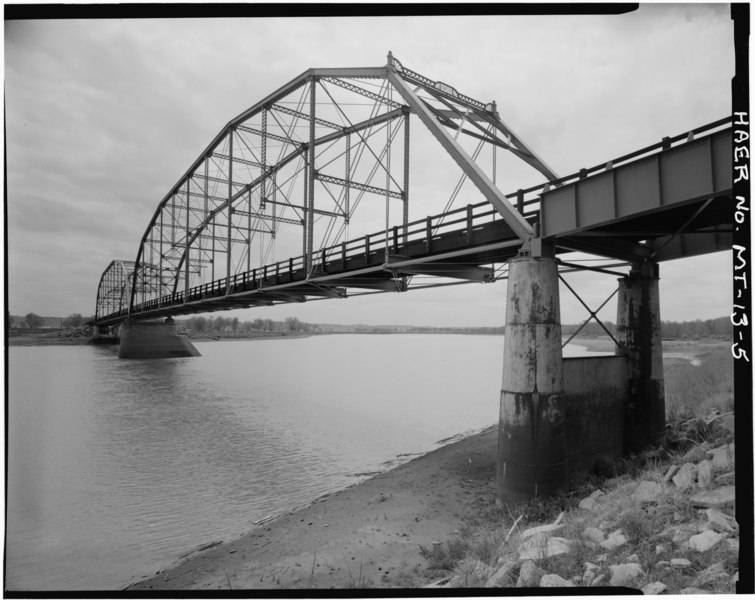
665, 346, 733, 422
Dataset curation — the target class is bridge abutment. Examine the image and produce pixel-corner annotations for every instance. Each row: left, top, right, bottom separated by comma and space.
616, 262, 665, 453
496, 253, 568, 502
118, 318, 200, 359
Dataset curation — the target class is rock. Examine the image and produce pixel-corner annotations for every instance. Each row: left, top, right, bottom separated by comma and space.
663, 464, 679, 483
516, 560, 545, 587
540, 573, 575, 587
697, 460, 714, 487
670, 558, 692, 567
583, 561, 600, 584
680, 587, 710, 594
599, 529, 628, 550
485, 560, 517, 587
594, 553, 608, 564
609, 563, 643, 586
726, 538, 739, 552
626, 554, 639, 563
665, 525, 697, 544
518, 535, 573, 560
579, 489, 605, 511
582, 526, 606, 544
705, 508, 737, 533
688, 530, 723, 552
695, 562, 729, 586
632, 480, 664, 503
690, 486, 735, 508
682, 442, 709, 462
592, 574, 607, 586
709, 445, 733, 471
673, 463, 698, 490
642, 581, 667, 595
655, 543, 669, 555
519, 523, 563, 541
732, 572, 739, 585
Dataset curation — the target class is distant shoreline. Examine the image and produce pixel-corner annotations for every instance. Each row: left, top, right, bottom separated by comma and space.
8, 331, 728, 354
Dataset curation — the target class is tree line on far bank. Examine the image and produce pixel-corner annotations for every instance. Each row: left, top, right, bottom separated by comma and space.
11, 313, 89, 330
11, 312, 732, 341
179, 315, 314, 336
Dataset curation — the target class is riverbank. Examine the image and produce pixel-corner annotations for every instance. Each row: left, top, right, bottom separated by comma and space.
128, 408, 739, 592
127, 425, 500, 590
7, 334, 92, 346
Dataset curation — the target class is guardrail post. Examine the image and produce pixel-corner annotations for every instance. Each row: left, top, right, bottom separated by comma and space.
426, 216, 432, 251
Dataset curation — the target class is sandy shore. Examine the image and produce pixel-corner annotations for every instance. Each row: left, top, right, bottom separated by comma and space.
127, 426, 500, 590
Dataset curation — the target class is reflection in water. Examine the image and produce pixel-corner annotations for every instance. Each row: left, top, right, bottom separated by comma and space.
7, 335, 598, 591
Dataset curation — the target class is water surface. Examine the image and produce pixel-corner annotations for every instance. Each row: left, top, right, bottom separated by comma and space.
7, 334, 594, 590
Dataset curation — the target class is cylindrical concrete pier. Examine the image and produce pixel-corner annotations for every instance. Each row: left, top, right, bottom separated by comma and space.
616, 262, 665, 452
497, 256, 568, 502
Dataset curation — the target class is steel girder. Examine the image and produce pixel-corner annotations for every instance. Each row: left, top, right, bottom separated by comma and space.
95, 54, 558, 323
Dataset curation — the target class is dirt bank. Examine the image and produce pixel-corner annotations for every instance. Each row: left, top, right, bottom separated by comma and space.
127, 426, 500, 590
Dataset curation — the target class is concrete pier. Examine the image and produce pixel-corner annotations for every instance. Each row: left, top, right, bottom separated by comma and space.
118, 318, 200, 359
616, 262, 665, 453
497, 254, 568, 502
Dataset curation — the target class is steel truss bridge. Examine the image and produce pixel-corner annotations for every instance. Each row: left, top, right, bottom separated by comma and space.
94, 53, 733, 327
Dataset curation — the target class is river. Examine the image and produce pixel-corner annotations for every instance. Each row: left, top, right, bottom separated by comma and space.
6, 334, 598, 591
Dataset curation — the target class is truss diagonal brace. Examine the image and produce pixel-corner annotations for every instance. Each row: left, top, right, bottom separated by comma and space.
386, 69, 534, 241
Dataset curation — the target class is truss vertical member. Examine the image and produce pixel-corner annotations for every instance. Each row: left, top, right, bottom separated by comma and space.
306, 77, 316, 276
184, 181, 190, 300
403, 110, 410, 241
226, 128, 234, 294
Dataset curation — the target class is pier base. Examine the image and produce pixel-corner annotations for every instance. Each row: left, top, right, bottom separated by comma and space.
616, 262, 665, 453
497, 254, 568, 502
118, 318, 200, 359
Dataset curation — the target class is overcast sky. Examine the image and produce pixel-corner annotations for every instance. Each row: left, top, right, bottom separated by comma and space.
4, 5, 736, 326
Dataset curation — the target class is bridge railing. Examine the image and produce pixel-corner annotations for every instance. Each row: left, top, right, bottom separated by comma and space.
117, 195, 538, 319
